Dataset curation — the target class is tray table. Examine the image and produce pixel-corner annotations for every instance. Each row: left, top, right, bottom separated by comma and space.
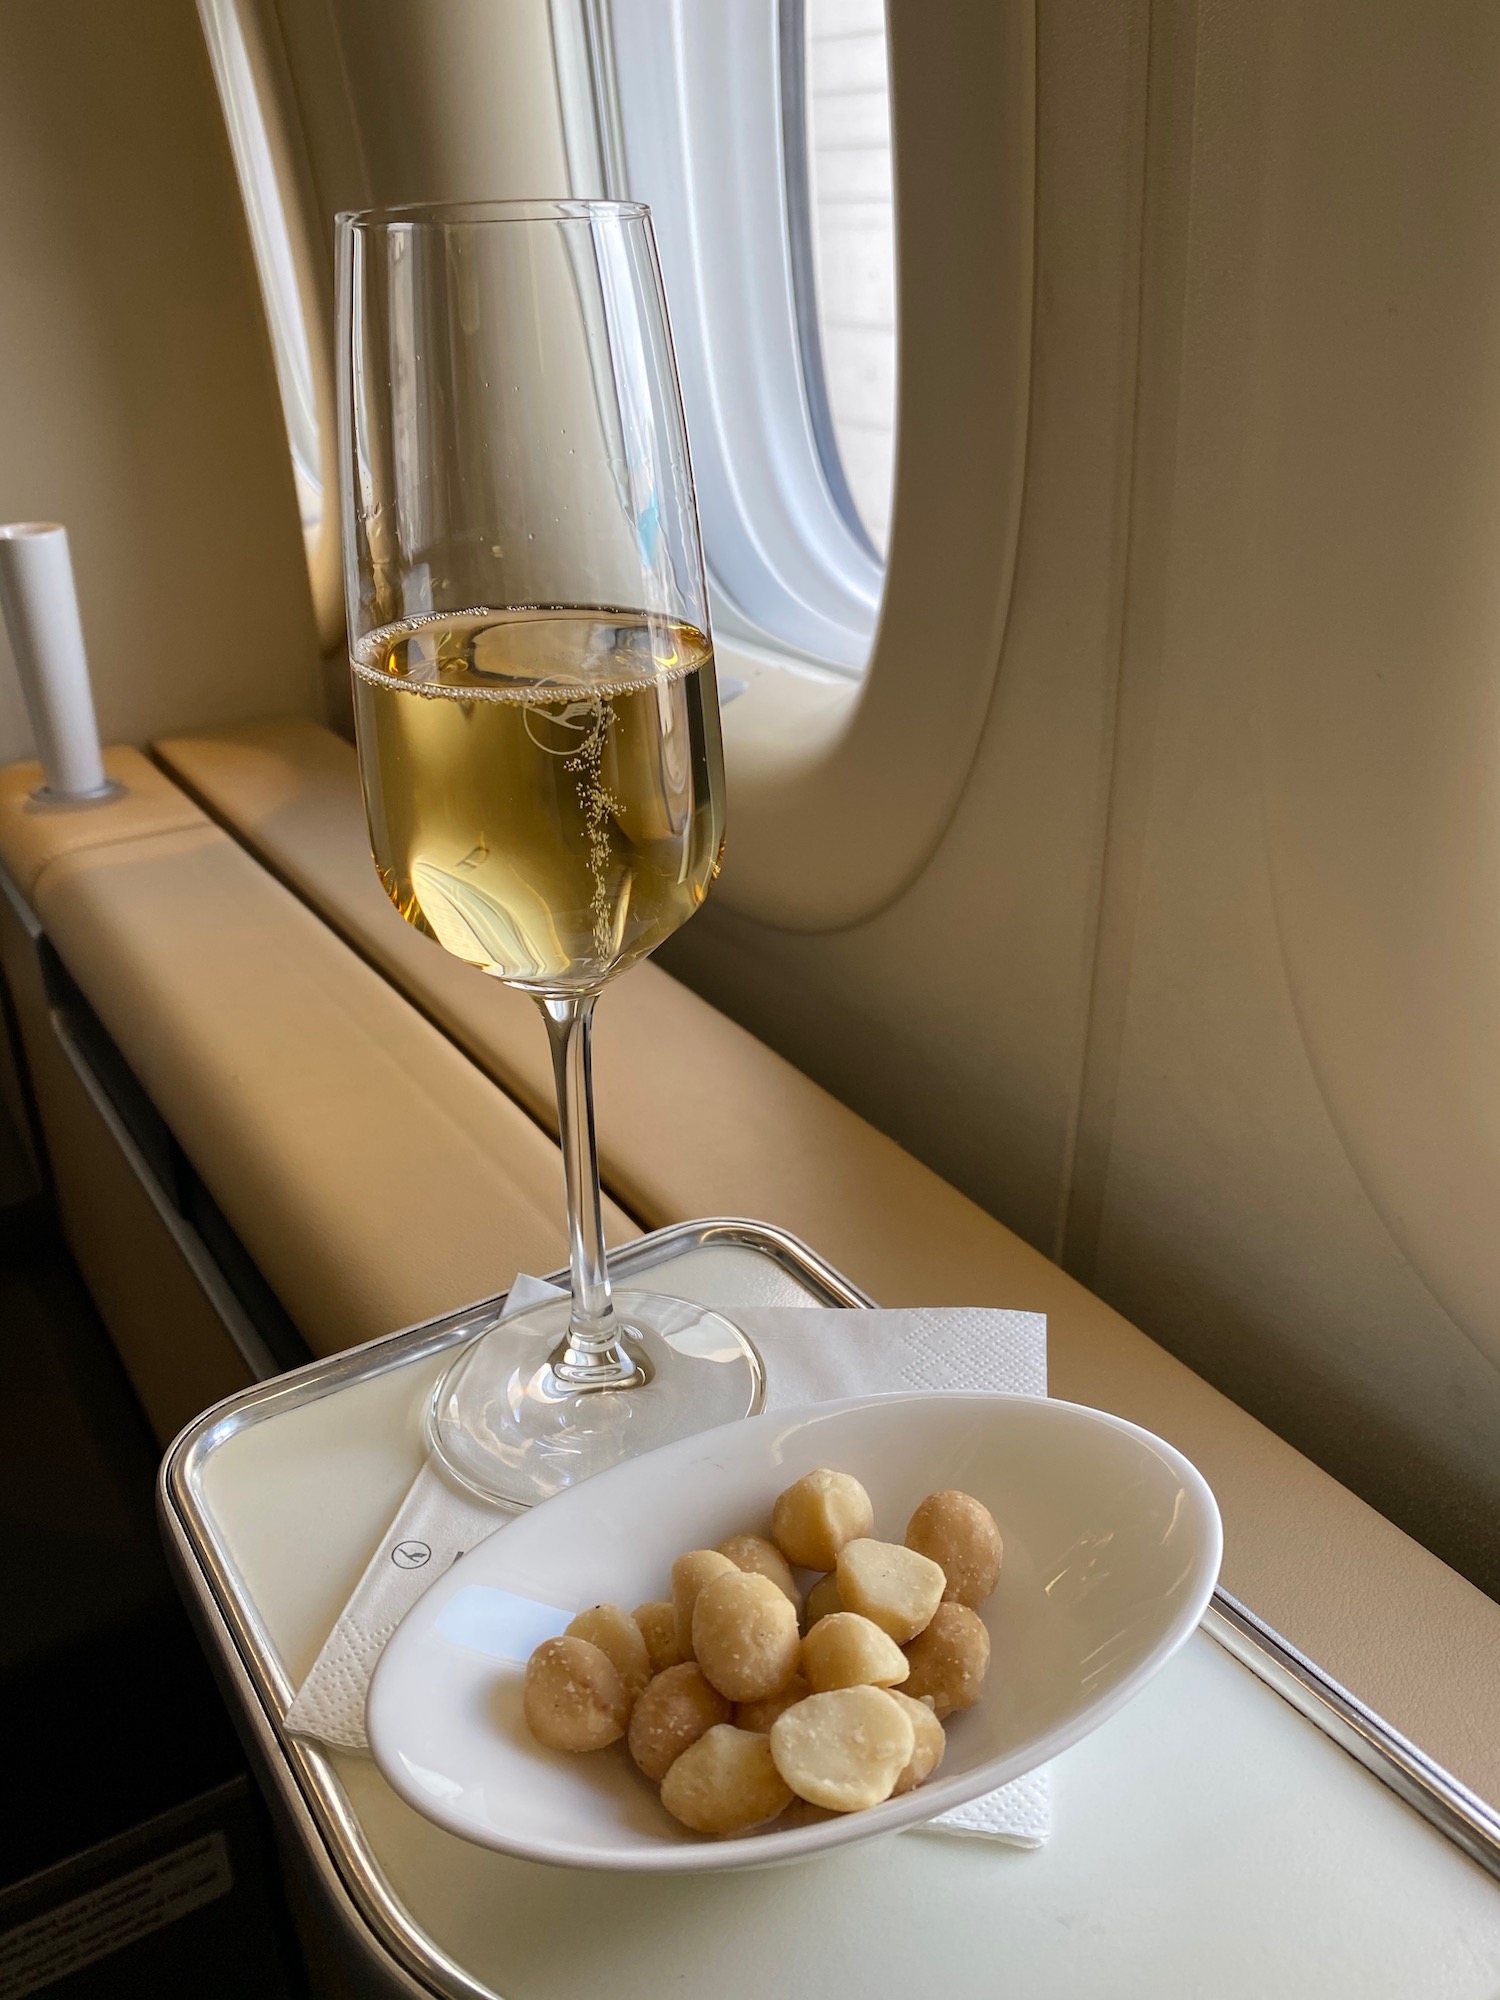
160, 1220, 1500, 1999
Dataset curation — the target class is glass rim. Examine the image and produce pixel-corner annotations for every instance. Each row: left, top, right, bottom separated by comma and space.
336, 196, 650, 231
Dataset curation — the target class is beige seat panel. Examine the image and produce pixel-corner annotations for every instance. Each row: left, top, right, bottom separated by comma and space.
154, 717, 1500, 1804
0, 880, 255, 1440
25, 817, 635, 1357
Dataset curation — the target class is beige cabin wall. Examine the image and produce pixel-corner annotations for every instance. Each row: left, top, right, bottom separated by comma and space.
0, 0, 571, 761
665, 0, 1500, 1595
0, 0, 323, 761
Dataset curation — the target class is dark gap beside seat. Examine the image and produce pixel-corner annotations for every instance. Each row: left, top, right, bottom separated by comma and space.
0, 1173, 306, 1992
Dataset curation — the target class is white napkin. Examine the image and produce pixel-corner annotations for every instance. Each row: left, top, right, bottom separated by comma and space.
285, 1279, 1051, 1848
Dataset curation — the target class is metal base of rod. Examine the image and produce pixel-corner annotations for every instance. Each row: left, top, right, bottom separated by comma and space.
28, 778, 126, 811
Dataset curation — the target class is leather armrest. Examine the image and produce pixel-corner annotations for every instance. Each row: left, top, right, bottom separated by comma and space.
151, 716, 1500, 1805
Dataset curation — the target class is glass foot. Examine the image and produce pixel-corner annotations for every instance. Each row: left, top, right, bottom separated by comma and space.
426, 1289, 765, 1507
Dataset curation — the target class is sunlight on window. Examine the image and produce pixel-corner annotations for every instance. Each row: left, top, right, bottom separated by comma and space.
803, 0, 896, 555
566, 0, 887, 666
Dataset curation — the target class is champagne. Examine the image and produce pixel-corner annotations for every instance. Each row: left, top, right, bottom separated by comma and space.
351, 607, 726, 990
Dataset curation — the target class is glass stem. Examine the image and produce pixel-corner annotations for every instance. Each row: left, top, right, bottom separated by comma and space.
538, 993, 645, 1389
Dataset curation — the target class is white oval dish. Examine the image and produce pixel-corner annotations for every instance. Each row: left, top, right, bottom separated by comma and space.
366, 1393, 1221, 1872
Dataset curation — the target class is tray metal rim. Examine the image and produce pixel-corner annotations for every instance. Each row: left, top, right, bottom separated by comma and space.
159, 1217, 1500, 2000
160, 1218, 869, 1999
1203, 1591, 1500, 1882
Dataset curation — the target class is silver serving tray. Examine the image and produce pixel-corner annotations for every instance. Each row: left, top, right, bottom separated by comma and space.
160, 1218, 1500, 2000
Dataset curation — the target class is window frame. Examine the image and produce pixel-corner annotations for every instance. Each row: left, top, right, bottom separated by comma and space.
552, 1, 1037, 929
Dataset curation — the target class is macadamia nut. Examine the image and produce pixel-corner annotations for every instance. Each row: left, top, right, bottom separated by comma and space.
887, 1691, 946, 1794
565, 1604, 651, 1702
718, 1532, 801, 1612
801, 1611, 909, 1692
770, 1687, 915, 1811
836, 1538, 946, 1643
523, 1465, 998, 1839
660, 1724, 793, 1833
692, 1570, 800, 1703
633, 1599, 685, 1674
523, 1637, 629, 1752
771, 1470, 874, 1572
734, 1673, 811, 1733
901, 1603, 991, 1718
672, 1549, 738, 1656
627, 1662, 731, 1781
905, 1490, 1004, 1608
803, 1573, 842, 1629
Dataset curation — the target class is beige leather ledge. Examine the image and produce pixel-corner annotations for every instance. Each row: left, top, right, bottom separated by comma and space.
0, 753, 634, 1358
0, 752, 268, 1436
154, 716, 1500, 1805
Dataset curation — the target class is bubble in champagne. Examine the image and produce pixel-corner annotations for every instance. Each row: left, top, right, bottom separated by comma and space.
350, 607, 724, 990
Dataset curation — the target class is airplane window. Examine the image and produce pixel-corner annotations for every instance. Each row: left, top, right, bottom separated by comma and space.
571, 1, 892, 673
796, 0, 896, 558
198, 0, 323, 548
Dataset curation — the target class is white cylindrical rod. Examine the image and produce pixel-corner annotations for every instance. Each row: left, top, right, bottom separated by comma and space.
0, 522, 111, 800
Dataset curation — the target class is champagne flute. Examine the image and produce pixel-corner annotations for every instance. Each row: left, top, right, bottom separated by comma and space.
338, 199, 763, 1507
